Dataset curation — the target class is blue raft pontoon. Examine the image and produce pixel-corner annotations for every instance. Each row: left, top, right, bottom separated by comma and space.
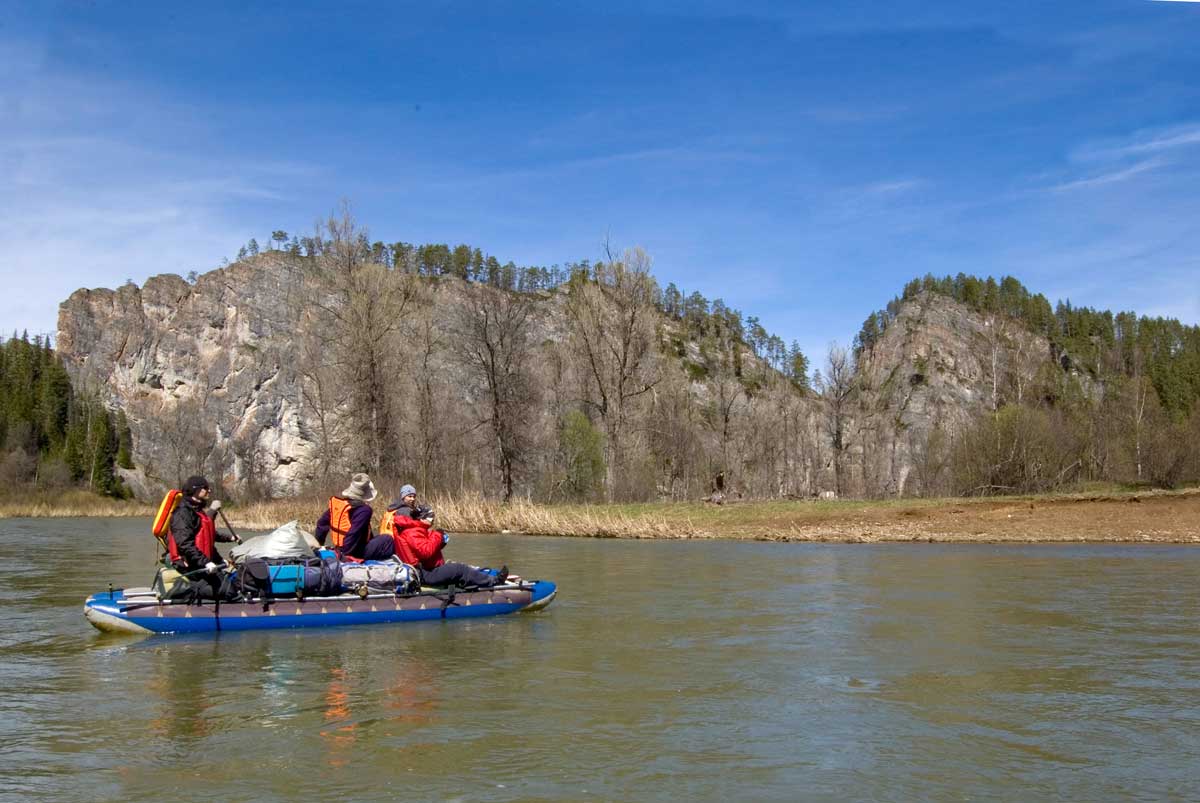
84, 579, 557, 635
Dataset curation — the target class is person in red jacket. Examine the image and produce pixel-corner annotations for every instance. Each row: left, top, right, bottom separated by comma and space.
167, 475, 240, 598
388, 484, 508, 588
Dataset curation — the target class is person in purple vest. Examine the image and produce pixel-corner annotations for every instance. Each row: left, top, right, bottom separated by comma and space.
314, 473, 395, 561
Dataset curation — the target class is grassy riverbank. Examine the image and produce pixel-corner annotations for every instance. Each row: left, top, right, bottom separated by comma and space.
2, 486, 1198, 542
0, 490, 155, 518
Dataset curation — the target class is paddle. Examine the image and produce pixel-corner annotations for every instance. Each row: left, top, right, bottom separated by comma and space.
177, 562, 230, 578
208, 500, 243, 545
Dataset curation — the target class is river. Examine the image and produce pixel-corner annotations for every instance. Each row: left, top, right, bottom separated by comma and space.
0, 518, 1196, 801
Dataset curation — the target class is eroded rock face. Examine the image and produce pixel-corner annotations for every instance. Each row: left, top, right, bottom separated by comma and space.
852, 293, 1053, 496
58, 260, 315, 496
58, 259, 1053, 500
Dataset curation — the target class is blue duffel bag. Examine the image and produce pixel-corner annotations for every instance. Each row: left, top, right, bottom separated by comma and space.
268, 563, 305, 595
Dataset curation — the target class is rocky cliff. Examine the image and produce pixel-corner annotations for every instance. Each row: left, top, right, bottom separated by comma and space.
58, 259, 314, 498
57, 258, 1057, 500
850, 292, 1054, 496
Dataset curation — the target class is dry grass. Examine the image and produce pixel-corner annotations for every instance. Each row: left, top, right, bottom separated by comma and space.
232, 494, 327, 531
0, 489, 154, 518
3, 486, 1197, 543
430, 494, 704, 539
228, 493, 704, 538
221, 487, 1200, 542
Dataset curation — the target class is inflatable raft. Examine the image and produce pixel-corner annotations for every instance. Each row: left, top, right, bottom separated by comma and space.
84, 579, 557, 635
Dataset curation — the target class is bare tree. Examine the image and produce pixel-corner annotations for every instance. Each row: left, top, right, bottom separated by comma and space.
450, 285, 538, 501
300, 203, 416, 475
704, 369, 746, 493
406, 305, 449, 494
564, 246, 660, 499
155, 394, 211, 485
816, 343, 855, 497
910, 419, 950, 497
1114, 341, 1153, 483
1007, 333, 1043, 406
647, 369, 705, 500
297, 324, 353, 484
980, 314, 1006, 411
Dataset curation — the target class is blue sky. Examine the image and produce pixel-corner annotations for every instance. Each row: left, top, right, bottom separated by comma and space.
3, 1, 1199, 362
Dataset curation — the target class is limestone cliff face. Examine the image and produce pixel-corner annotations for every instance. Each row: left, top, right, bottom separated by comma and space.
57, 260, 1056, 500
57, 259, 314, 497
850, 292, 1052, 496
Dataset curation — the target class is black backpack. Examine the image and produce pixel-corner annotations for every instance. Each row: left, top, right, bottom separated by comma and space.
234, 557, 273, 599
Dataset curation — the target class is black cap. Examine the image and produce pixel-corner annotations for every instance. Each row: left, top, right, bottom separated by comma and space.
182, 475, 210, 497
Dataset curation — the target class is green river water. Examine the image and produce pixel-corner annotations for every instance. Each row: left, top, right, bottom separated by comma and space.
0, 518, 1197, 802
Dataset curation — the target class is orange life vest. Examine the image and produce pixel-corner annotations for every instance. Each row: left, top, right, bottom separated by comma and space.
327, 496, 354, 550
379, 508, 398, 537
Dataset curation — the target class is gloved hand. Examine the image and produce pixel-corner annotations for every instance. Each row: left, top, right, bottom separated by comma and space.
209, 499, 222, 512
441, 532, 450, 546
204, 561, 219, 574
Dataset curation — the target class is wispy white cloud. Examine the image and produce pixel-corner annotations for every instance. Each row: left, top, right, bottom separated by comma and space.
413, 141, 770, 197
0, 38, 309, 338
1048, 158, 1164, 192
858, 179, 926, 196
810, 177, 932, 232
561, 145, 766, 170
1073, 123, 1200, 162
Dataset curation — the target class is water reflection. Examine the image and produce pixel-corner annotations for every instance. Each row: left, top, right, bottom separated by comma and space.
321, 665, 357, 764
146, 641, 221, 741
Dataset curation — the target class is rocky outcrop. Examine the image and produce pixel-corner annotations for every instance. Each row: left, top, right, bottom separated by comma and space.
851, 293, 1053, 496
58, 258, 315, 496
57, 258, 1058, 500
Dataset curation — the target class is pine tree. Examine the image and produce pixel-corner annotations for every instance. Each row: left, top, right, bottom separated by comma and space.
788, 342, 810, 390
451, 244, 472, 280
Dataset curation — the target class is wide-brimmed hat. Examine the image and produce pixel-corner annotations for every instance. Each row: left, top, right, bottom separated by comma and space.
341, 473, 378, 502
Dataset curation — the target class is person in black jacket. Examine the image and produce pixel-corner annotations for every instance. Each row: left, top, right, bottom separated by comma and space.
167, 475, 239, 598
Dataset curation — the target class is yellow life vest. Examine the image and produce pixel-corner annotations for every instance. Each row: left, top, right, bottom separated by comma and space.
152, 489, 183, 552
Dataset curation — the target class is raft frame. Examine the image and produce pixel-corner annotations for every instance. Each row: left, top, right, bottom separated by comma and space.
84, 580, 557, 635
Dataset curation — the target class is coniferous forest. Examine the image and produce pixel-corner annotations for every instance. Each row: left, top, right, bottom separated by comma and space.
0, 334, 131, 497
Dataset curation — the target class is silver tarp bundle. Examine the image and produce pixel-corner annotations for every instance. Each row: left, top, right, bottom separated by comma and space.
229, 520, 320, 562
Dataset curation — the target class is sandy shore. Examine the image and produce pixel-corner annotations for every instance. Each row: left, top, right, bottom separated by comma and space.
729, 488, 1200, 543
2, 488, 1197, 543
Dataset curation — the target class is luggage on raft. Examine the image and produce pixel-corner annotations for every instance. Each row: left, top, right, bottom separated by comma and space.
302, 551, 343, 597
149, 551, 412, 602
235, 553, 343, 599
267, 563, 304, 595
341, 559, 419, 595
151, 566, 238, 602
